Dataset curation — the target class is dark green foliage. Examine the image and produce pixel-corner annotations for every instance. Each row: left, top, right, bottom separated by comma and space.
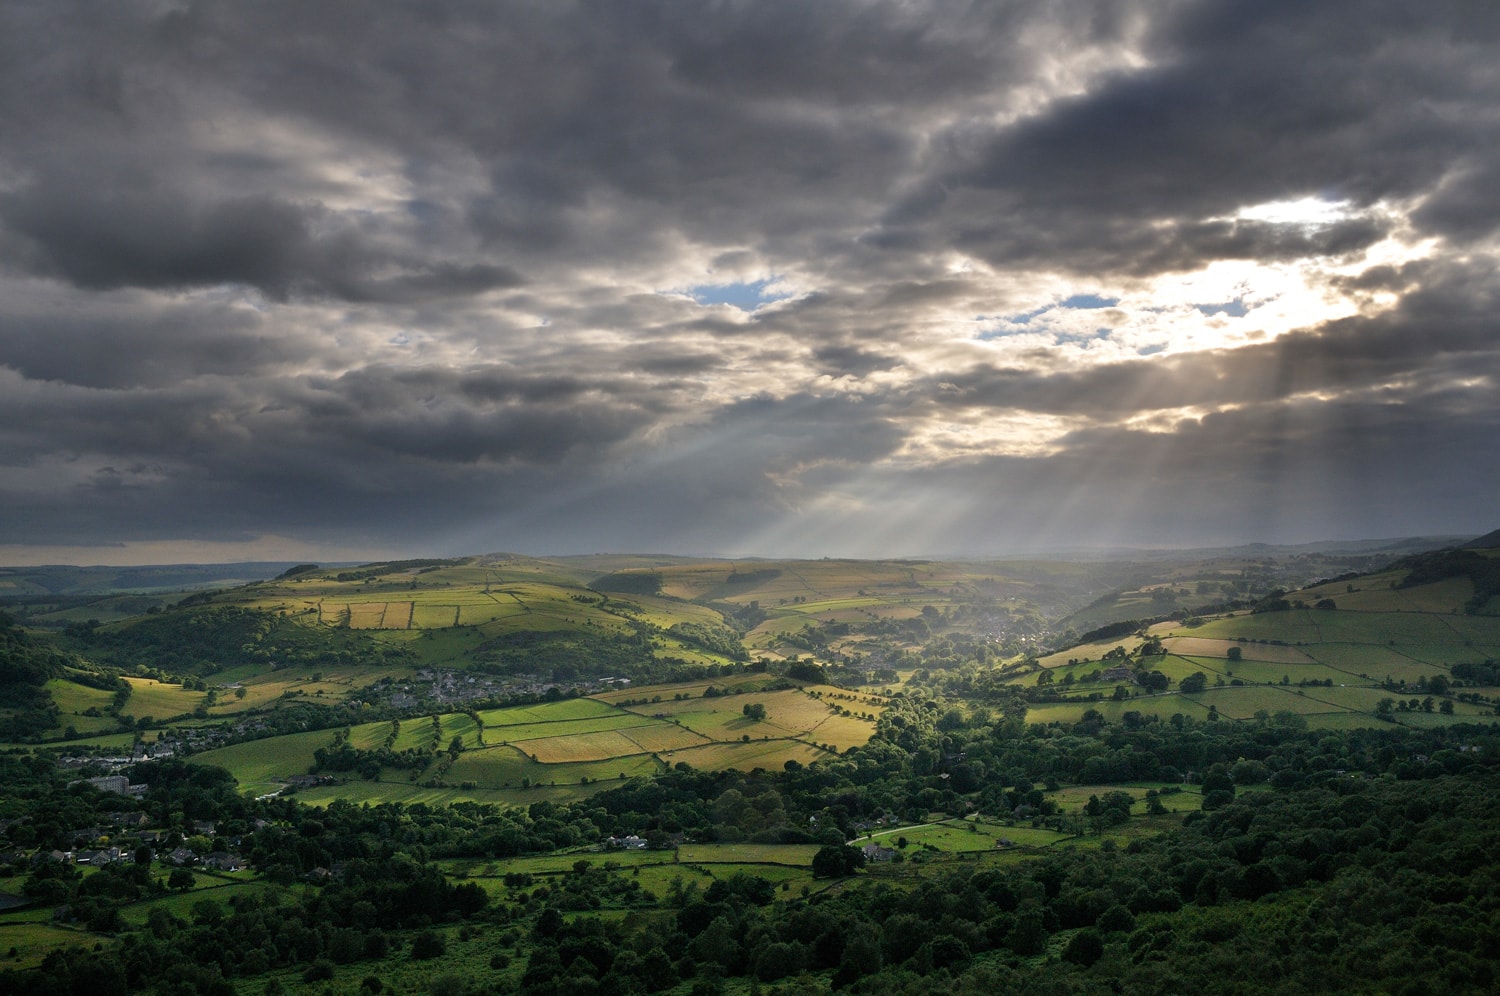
1077, 619, 1147, 644
81, 604, 412, 675
1062, 928, 1104, 966
473, 627, 656, 678
787, 660, 826, 683
1393, 548, 1500, 612
812, 844, 865, 878
410, 931, 446, 960
668, 621, 750, 661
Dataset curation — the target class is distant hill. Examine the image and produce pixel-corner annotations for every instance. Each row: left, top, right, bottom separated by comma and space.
1461, 528, 1500, 551
0, 562, 358, 597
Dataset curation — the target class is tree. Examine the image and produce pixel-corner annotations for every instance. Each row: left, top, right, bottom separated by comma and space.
1226, 646, 1243, 662
812, 844, 864, 878
742, 703, 767, 721
1179, 671, 1208, 694
1063, 928, 1105, 966
168, 867, 195, 892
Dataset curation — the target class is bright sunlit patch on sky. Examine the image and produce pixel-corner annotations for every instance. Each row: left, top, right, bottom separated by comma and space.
896, 409, 1080, 461
1232, 196, 1354, 226
969, 246, 1409, 364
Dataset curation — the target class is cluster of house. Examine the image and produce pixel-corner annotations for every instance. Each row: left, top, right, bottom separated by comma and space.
0, 812, 251, 875
54, 721, 253, 773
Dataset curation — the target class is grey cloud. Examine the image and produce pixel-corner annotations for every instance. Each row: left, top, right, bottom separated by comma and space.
812, 345, 902, 378
0, 1, 1496, 557
0, 182, 522, 302
0, 294, 300, 390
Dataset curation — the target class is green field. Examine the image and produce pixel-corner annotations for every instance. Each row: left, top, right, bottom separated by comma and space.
117, 677, 204, 720
484, 713, 653, 745
675, 843, 822, 865
478, 698, 622, 726
663, 738, 830, 771
0, 921, 114, 970
192, 727, 341, 794
874, 819, 1067, 853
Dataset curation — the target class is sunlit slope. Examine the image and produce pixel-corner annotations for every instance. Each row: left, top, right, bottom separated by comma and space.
164, 555, 748, 668
1008, 554, 1500, 731
591, 558, 1067, 658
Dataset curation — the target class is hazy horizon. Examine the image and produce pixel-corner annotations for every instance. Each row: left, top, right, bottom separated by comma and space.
3, 2, 1498, 565
0, 532, 1481, 570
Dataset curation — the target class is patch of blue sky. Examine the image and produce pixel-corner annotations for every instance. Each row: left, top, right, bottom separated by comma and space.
1059, 293, 1120, 310
1054, 327, 1113, 343
688, 278, 791, 311
1194, 299, 1249, 317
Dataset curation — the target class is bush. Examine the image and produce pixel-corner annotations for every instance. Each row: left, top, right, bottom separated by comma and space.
303, 959, 335, 982
411, 930, 447, 960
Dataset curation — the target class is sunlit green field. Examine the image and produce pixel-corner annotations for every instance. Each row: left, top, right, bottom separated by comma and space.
192, 727, 341, 794
663, 738, 830, 771
0, 921, 114, 970
117, 677, 205, 720
478, 698, 622, 725
44, 677, 115, 714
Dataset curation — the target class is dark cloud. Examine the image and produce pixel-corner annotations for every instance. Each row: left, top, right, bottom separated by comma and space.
886, 0, 1500, 274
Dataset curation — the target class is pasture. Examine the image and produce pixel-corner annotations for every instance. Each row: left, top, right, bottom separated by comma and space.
485, 713, 656, 745
675, 843, 822, 866
44, 677, 115, 715
192, 727, 340, 794
802, 712, 880, 751
1162, 636, 1316, 664
479, 698, 622, 726
619, 688, 841, 743
661, 738, 830, 771
516, 729, 655, 763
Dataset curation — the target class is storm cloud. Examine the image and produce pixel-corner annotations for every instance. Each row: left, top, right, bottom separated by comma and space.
0, 0, 1496, 563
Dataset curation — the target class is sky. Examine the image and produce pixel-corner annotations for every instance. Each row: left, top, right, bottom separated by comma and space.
2, 0, 1498, 566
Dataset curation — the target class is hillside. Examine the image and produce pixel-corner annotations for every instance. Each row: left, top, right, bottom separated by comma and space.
1, 543, 1499, 995
990, 540, 1500, 733
3, 540, 1494, 752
